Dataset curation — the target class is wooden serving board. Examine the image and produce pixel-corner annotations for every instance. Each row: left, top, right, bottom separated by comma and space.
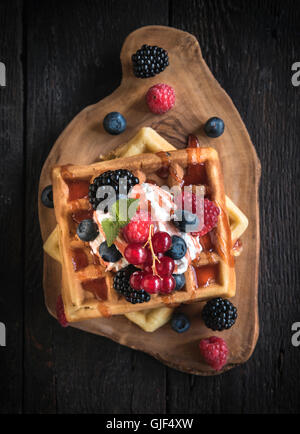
38, 26, 261, 375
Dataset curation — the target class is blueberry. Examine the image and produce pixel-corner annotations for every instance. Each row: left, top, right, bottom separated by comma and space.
41, 185, 54, 208
103, 112, 127, 135
172, 210, 199, 233
173, 273, 186, 291
204, 117, 225, 138
171, 313, 190, 333
76, 219, 99, 242
166, 235, 187, 260
99, 241, 122, 263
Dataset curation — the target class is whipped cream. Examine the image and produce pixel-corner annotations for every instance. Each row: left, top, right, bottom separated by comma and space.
180, 232, 199, 261
95, 209, 113, 224
130, 182, 174, 222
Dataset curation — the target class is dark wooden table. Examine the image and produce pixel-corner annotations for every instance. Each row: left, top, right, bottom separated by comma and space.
0, 0, 299, 414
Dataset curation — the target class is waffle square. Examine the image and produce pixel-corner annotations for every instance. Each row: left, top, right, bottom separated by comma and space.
52, 147, 236, 322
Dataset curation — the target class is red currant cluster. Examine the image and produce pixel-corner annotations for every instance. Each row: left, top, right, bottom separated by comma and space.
124, 230, 176, 295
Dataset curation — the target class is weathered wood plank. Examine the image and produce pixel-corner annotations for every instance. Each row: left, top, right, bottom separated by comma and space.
0, 0, 24, 415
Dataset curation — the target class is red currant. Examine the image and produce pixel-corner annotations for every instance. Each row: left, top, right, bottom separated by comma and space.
143, 264, 153, 273
152, 231, 172, 254
124, 243, 148, 265
156, 256, 175, 276
160, 276, 176, 294
144, 248, 153, 266
141, 274, 161, 294
130, 271, 145, 290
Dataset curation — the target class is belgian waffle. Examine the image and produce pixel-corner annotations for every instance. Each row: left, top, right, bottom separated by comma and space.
52, 146, 236, 323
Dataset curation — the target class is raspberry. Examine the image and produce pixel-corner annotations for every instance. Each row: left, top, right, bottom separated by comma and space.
180, 193, 220, 237
146, 84, 175, 114
56, 295, 68, 327
199, 336, 229, 371
122, 211, 152, 244
200, 199, 220, 236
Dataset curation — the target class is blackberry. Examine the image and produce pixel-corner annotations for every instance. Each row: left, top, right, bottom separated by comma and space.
132, 44, 169, 78
202, 297, 237, 331
113, 265, 151, 304
88, 169, 139, 211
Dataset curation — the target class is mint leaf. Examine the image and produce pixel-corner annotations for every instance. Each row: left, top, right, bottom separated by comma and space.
111, 198, 139, 226
101, 199, 140, 246
101, 219, 120, 247
127, 198, 140, 220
